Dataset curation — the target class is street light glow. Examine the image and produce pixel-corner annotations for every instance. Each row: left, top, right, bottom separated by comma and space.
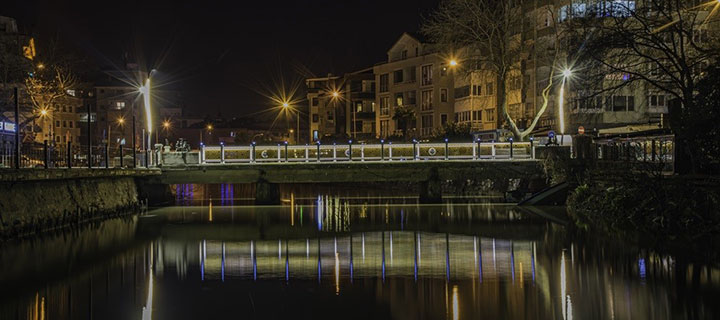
40, 109, 48, 116
332, 91, 340, 98
562, 69, 572, 78
449, 59, 458, 67
140, 78, 152, 134
163, 121, 170, 129
282, 102, 289, 108
207, 124, 213, 130
117, 117, 125, 125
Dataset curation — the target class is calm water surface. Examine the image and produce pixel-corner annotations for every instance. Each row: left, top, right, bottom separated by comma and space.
1, 185, 719, 319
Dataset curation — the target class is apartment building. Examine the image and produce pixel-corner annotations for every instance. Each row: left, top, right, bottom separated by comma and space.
373, 33, 455, 139
307, 68, 376, 142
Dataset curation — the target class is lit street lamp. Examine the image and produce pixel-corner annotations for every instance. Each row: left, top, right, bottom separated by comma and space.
558, 68, 572, 145
282, 102, 300, 144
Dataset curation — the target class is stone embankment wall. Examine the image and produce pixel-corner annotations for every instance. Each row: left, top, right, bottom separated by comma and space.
0, 169, 159, 239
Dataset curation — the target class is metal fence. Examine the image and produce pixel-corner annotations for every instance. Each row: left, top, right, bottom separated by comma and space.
593, 135, 675, 172
0, 141, 147, 169
199, 141, 536, 164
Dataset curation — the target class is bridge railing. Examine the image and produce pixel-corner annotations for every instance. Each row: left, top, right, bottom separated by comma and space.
199, 141, 535, 164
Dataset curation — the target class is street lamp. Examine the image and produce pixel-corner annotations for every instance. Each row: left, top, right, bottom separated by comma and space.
162, 120, 171, 142
282, 102, 300, 144
448, 59, 458, 67
38, 108, 54, 145
139, 77, 153, 166
558, 68, 572, 145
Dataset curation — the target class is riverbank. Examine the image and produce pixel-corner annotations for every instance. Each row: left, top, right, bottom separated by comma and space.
566, 170, 720, 263
0, 169, 158, 240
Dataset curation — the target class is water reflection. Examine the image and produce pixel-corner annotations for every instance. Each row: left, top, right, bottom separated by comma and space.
1, 202, 719, 319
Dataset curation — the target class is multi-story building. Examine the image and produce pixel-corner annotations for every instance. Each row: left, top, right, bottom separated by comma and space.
307, 68, 376, 142
373, 33, 455, 139
92, 70, 148, 150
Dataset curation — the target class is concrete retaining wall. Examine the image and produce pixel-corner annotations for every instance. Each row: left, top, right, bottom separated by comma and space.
0, 169, 158, 239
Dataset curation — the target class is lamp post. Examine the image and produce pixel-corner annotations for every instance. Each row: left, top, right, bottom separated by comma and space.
139, 78, 153, 167
558, 68, 572, 145
282, 102, 300, 144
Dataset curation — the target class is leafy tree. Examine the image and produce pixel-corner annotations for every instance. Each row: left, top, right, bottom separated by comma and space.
432, 122, 472, 141
392, 104, 416, 140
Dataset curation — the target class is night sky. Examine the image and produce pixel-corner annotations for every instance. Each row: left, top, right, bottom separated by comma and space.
4, 0, 440, 117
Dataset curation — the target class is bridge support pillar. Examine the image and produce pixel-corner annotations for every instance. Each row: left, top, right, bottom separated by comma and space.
419, 167, 442, 203
255, 178, 280, 205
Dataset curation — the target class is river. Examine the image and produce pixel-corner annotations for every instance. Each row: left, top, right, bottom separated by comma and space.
1, 184, 718, 319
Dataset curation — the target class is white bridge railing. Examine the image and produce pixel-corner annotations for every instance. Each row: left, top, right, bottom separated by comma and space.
198, 141, 536, 164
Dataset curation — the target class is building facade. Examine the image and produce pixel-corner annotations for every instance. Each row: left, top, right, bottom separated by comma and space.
373, 33, 455, 139
307, 68, 376, 142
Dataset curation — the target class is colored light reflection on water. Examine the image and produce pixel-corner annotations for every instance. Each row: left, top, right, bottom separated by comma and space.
1, 199, 720, 320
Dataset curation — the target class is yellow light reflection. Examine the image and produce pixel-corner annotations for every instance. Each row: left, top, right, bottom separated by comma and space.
335, 252, 340, 295
452, 285, 459, 320
208, 199, 213, 222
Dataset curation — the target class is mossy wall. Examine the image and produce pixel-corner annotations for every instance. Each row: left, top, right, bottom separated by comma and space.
0, 177, 141, 239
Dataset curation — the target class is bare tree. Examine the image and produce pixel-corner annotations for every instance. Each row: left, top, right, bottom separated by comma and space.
566, 0, 719, 107
565, 0, 720, 172
423, 0, 561, 141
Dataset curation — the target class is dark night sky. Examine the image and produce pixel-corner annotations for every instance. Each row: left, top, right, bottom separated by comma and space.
4, 0, 440, 117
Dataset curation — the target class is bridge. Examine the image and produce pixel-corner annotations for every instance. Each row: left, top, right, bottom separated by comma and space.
150, 141, 545, 205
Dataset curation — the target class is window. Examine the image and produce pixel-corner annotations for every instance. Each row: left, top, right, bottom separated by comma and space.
66, 89, 76, 97
355, 101, 363, 112
312, 114, 319, 123
56, 136, 60, 142
472, 85, 482, 96
68, 106, 73, 113
693, 29, 709, 44
395, 93, 404, 106
113, 101, 126, 110
407, 67, 416, 82
509, 76, 522, 90
62, 106, 67, 112
380, 97, 390, 116
370, 102, 376, 112
421, 65, 433, 86
327, 110, 334, 121
441, 114, 448, 125
648, 94, 667, 111
421, 90, 433, 111
486, 83, 494, 95
56, 120, 60, 127
62, 121, 67, 128
379, 74, 389, 92
440, 65, 447, 77
485, 109, 495, 122
406, 91, 417, 105
393, 70, 404, 83
455, 86, 470, 99
421, 115, 433, 136
473, 110, 482, 121
69, 121, 73, 128
607, 95, 635, 112
380, 120, 390, 137
312, 98, 319, 106
401, 50, 408, 60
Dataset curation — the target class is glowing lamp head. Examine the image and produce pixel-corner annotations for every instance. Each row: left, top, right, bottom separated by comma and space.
40, 109, 48, 116
117, 117, 125, 125
207, 124, 213, 130
332, 91, 340, 98
163, 121, 170, 129
449, 59, 458, 67
562, 69, 572, 78
282, 102, 289, 108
